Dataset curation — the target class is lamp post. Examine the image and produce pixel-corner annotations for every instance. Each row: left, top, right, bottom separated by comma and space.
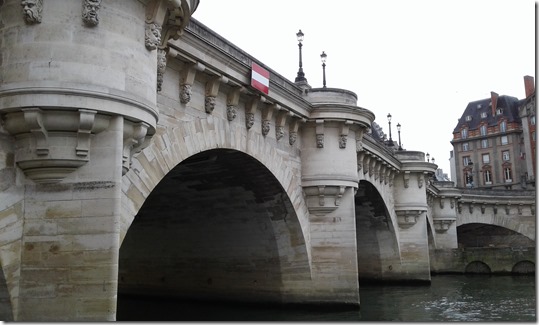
426, 152, 430, 162
386, 113, 394, 146
320, 51, 327, 88
295, 30, 306, 83
396, 123, 402, 150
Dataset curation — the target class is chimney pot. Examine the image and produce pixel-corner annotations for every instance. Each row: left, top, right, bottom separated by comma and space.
524, 75, 535, 98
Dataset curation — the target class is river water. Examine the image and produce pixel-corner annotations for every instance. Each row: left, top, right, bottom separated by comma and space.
117, 275, 536, 321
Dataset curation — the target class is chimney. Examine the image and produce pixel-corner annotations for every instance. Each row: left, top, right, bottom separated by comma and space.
524, 75, 535, 98
490, 91, 498, 117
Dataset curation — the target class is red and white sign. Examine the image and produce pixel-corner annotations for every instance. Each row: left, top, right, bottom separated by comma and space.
251, 62, 270, 95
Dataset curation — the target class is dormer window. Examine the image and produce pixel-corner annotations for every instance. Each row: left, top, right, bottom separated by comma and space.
496, 108, 503, 115
480, 112, 487, 118
477, 104, 482, 109
465, 115, 472, 121
461, 128, 468, 139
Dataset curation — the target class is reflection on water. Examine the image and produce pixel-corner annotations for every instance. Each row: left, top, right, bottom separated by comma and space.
117, 275, 536, 321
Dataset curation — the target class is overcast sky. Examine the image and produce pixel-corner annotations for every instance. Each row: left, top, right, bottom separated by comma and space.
192, 0, 536, 179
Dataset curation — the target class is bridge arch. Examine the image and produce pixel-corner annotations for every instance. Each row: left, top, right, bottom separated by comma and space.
118, 148, 311, 306
355, 180, 400, 282
464, 261, 491, 274
512, 261, 535, 274
457, 223, 535, 248
457, 209, 535, 241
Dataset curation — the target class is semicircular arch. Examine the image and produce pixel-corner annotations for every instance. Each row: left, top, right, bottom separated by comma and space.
457, 214, 534, 241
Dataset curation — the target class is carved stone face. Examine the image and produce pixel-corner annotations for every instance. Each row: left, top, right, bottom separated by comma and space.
226, 106, 237, 121
21, 0, 42, 24
245, 113, 255, 129
339, 134, 347, 149
205, 96, 216, 114
145, 22, 162, 51
156, 49, 167, 92
262, 120, 270, 136
276, 126, 284, 140
289, 132, 297, 145
180, 84, 192, 104
316, 134, 324, 148
82, 0, 101, 26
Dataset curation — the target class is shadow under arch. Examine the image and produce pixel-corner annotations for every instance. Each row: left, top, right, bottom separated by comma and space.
117, 149, 310, 319
355, 180, 400, 283
457, 223, 536, 248
512, 260, 535, 274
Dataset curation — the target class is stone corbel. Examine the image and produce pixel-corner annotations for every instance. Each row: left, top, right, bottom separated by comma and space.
205, 75, 226, 114
355, 126, 365, 151
145, 22, 162, 51
518, 204, 523, 215
303, 185, 350, 215
481, 203, 486, 214
403, 171, 410, 188
289, 117, 300, 145
531, 204, 535, 216
433, 219, 456, 233
418, 173, 424, 188
226, 86, 244, 121
179, 62, 199, 104
389, 168, 396, 187
261, 104, 277, 136
339, 121, 352, 149
368, 155, 376, 178
22, 108, 48, 155
362, 154, 371, 175
493, 203, 498, 214
439, 196, 445, 209
469, 202, 474, 213
145, 0, 197, 47
315, 119, 324, 148
156, 48, 168, 92
450, 198, 455, 209
396, 210, 424, 229
245, 96, 259, 129
457, 201, 462, 214
357, 151, 365, 173
76, 109, 97, 157
373, 158, 382, 181
505, 204, 511, 215
122, 121, 150, 175
275, 109, 287, 141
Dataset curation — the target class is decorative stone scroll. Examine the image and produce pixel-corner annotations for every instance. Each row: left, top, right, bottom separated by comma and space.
122, 121, 151, 175
21, 0, 42, 24
82, 0, 101, 26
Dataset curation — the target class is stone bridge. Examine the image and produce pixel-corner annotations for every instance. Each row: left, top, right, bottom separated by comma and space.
0, 0, 535, 320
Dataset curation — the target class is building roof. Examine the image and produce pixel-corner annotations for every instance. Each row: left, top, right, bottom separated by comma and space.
453, 95, 523, 133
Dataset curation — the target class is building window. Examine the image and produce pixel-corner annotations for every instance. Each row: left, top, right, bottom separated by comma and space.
502, 150, 510, 161
463, 156, 471, 166
465, 115, 472, 121
504, 167, 512, 182
477, 104, 482, 109
484, 170, 492, 184
531, 115, 536, 125
461, 128, 468, 139
481, 139, 489, 148
500, 121, 507, 133
462, 142, 469, 151
533, 132, 536, 142
480, 124, 487, 136
480, 112, 487, 118
501, 135, 508, 145
496, 108, 503, 115
482, 153, 490, 164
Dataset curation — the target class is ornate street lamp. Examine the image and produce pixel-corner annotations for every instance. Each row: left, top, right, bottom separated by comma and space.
320, 51, 327, 88
386, 113, 394, 146
396, 123, 402, 150
426, 152, 430, 162
295, 29, 306, 83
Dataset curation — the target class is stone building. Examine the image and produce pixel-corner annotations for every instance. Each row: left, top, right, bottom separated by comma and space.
451, 76, 536, 189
